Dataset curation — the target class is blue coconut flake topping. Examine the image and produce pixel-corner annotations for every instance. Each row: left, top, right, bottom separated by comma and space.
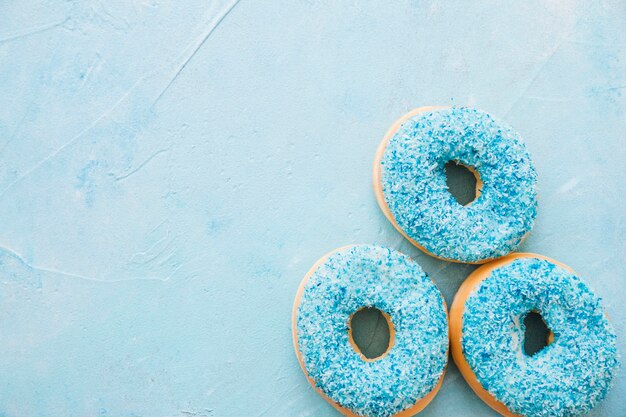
296, 245, 448, 417
462, 258, 620, 417
380, 107, 537, 263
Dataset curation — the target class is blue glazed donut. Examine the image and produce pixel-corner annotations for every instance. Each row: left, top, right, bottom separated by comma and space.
292, 245, 449, 417
450, 253, 619, 417
373, 106, 538, 263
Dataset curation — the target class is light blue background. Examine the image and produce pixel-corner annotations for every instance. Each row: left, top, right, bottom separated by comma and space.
0, 1, 624, 416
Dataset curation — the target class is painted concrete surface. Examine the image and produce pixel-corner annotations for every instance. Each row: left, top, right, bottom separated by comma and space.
0, 1, 624, 416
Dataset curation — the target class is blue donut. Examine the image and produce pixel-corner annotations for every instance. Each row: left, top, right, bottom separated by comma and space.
292, 245, 448, 417
450, 254, 619, 417
373, 107, 538, 263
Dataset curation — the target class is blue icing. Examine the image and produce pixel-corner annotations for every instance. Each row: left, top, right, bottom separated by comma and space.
462, 258, 620, 417
295, 245, 448, 417
380, 107, 537, 263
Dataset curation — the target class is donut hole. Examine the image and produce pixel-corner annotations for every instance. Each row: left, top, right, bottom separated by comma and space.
348, 307, 394, 361
444, 161, 482, 206
523, 311, 553, 356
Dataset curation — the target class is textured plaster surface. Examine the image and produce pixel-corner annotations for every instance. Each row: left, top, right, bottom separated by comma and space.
0, 1, 624, 416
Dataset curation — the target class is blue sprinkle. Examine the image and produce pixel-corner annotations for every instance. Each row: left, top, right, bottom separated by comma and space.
462, 258, 620, 416
295, 245, 448, 417
380, 107, 537, 263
